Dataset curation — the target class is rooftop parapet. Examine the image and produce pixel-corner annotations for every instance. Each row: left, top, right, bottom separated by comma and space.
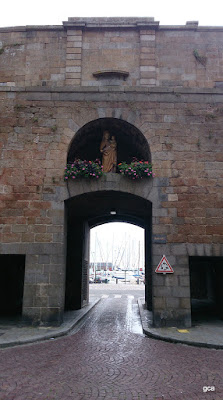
63, 17, 160, 29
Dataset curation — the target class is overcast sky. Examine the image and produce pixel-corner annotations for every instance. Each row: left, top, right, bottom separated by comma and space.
1, 0, 222, 28
90, 223, 145, 269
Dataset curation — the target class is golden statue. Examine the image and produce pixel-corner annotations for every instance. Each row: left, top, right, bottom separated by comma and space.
100, 131, 117, 173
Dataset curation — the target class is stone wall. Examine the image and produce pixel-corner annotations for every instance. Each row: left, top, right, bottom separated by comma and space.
0, 17, 223, 326
0, 28, 66, 87
1, 18, 223, 88
156, 26, 223, 88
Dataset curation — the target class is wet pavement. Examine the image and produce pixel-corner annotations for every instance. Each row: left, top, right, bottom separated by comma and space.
138, 298, 223, 349
0, 284, 223, 400
0, 299, 100, 348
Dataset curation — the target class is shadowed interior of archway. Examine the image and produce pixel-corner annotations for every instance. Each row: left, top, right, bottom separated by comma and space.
67, 118, 151, 164
65, 191, 152, 313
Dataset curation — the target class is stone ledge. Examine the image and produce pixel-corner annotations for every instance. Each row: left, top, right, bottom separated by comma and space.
1, 86, 223, 95
1, 21, 222, 33
0, 25, 64, 32
66, 173, 153, 201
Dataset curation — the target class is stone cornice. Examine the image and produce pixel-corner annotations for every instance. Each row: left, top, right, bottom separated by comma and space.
1, 86, 223, 95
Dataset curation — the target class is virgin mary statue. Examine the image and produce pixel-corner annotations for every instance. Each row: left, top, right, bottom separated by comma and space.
100, 131, 117, 173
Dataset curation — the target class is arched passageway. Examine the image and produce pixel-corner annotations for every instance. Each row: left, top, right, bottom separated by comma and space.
64, 191, 152, 313
89, 222, 145, 285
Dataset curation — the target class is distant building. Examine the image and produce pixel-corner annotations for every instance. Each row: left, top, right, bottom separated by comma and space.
90, 262, 113, 271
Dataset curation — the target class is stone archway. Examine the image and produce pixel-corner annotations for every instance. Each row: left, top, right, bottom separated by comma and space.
65, 190, 152, 312
64, 117, 153, 313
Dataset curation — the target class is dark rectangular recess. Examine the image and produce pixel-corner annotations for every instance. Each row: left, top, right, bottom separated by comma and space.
0, 254, 25, 316
189, 256, 223, 321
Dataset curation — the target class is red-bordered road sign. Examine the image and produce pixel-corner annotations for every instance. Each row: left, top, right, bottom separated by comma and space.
155, 255, 174, 273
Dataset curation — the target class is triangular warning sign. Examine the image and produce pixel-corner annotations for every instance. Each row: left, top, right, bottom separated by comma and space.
155, 255, 174, 273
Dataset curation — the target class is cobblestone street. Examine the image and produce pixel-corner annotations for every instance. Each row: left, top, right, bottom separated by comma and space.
0, 285, 222, 400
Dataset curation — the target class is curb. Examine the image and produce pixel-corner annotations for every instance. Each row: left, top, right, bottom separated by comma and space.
138, 298, 223, 350
0, 298, 101, 349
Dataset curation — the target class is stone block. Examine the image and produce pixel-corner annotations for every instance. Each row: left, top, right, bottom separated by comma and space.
153, 274, 165, 286
67, 35, 82, 41
153, 297, 165, 308
140, 72, 156, 79
24, 272, 36, 284
65, 66, 81, 73
66, 72, 81, 79
67, 30, 82, 36
40, 307, 63, 326
50, 272, 63, 284
48, 296, 64, 307
66, 47, 82, 54
66, 59, 82, 67
180, 298, 191, 309
153, 286, 172, 297
164, 275, 179, 287
140, 35, 155, 41
168, 194, 178, 201
66, 53, 81, 60
34, 233, 53, 242
48, 284, 63, 298
33, 296, 49, 307
140, 66, 156, 72
35, 272, 49, 284
170, 243, 187, 255
12, 225, 28, 233
140, 78, 156, 85
166, 297, 180, 308
179, 276, 190, 286
39, 254, 51, 264
22, 307, 41, 325
153, 309, 191, 328
172, 286, 190, 298
67, 41, 82, 47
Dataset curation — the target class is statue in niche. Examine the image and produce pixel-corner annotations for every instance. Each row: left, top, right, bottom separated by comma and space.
100, 131, 117, 173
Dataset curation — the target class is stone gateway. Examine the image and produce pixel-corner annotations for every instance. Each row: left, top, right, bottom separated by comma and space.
0, 17, 223, 327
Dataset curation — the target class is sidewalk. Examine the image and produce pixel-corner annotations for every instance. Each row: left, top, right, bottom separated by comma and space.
138, 297, 223, 349
1, 296, 223, 349
0, 297, 100, 348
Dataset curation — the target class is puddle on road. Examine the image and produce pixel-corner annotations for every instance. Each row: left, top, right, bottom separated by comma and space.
125, 297, 144, 336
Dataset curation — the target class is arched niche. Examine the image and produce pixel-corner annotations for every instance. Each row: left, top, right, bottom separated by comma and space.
67, 118, 151, 164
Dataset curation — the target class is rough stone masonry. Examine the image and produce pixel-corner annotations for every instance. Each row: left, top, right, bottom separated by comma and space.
0, 17, 223, 327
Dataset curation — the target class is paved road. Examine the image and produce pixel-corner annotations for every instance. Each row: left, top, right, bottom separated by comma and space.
0, 286, 223, 400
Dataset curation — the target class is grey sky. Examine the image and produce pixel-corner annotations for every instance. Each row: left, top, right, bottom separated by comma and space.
1, 0, 222, 27
90, 223, 145, 269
